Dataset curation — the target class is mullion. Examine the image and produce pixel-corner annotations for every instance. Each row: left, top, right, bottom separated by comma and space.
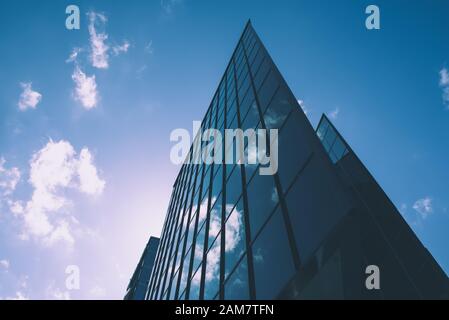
241, 28, 302, 274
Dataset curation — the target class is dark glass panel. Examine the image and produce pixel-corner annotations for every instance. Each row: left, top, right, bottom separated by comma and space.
224, 206, 246, 278
252, 208, 295, 299
204, 234, 221, 300
246, 173, 279, 240
224, 256, 250, 300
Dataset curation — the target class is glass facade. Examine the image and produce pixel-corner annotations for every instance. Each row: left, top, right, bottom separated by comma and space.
143, 21, 449, 300
316, 115, 349, 164
124, 237, 160, 300
146, 21, 306, 300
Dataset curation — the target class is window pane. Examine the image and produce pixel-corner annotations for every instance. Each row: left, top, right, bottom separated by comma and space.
225, 165, 242, 210
239, 86, 254, 116
204, 235, 221, 299
224, 256, 250, 300
262, 86, 294, 130
257, 71, 279, 115
225, 206, 246, 277
246, 173, 279, 239
324, 126, 337, 147
189, 264, 202, 300
209, 194, 222, 242
284, 157, 351, 262
252, 208, 295, 299
193, 222, 206, 272
277, 112, 313, 193
254, 60, 270, 91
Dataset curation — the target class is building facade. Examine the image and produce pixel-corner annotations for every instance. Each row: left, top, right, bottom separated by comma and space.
144, 21, 448, 300
125, 236, 160, 300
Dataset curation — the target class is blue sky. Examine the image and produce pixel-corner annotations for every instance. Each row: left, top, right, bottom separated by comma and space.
0, 0, 448, 299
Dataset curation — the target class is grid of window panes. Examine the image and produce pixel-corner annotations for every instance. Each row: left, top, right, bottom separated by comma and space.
146, 22, 307, 300
316, 115, 349, 164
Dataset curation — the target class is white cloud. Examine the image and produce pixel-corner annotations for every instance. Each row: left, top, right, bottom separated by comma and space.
112, 40, 130, 56
72, 66, 99, 109
297, 99, 308, 115
66, 47, 82, 63
199, 204, 243, 286
0, 158, 20, 196
413, 196, 433, 219
439, 68, 449, 107
88, 11, 109, 69
329, 107, 340, 119
161, 0, 182, 14
144, 41, 153, 54
9, 200, 24, 216
18, 82, 42, 111
46, 284, 70, 300
89, 285, 107, 298
3, 291, 28, 300
440, 68, 449, 86
77, 148, 105, 195
18, 139, 105, 246
0, 259, 9, 269
43, 221, 75, 246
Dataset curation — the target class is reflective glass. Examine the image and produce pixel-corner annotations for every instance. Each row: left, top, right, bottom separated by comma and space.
252, 208, 295, 299
224, 256, 250, 300
204, 234, 221, 299
246, 173, 279, 239
224, 206, 246, 277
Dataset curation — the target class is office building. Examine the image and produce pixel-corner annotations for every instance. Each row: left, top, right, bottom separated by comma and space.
125, 236, 160, 300
144, 21, 448, 300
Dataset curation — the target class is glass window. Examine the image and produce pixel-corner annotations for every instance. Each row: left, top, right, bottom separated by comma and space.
217, 108, 225, 129
204, 234, 221, 299
225, 165, 242, 210
224, 206, 246, 277
179, 290, 186, 300
276, 112, 313, 193
236, 55, 247, 79
208, 194, 222, 242
254, 59, 271, 91
331, 137, 347, 160
185, 213, 196, 249
189, 263, 202, 300
246, 173, 279, 239
197, 196, 208, 228
227, 113, 238, 132
316, 118, 329, 140
227, 85, 235, 103
211, 166, 223, 205
178, 253, 191, 296
243, 123, 261, 179
169, 270, 179, 300
227, 97, 237, 120
238, 75, 251, 100
262, 88, 293, 130
239, 89, 255, 119
257, 71, 279, 115
193, 222, 206, 272
324, 125, 337, 147
250, 49, 264, 75
241, 101, 259, 132
224, 256, 250, 299
243, 32, 255, 48
202, 166, 212, 200
174, 238, 183, 271
248, 43, 261, 65
252, 208, 295, 299
285, 156, 350, 262
246, 37, 258, 60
